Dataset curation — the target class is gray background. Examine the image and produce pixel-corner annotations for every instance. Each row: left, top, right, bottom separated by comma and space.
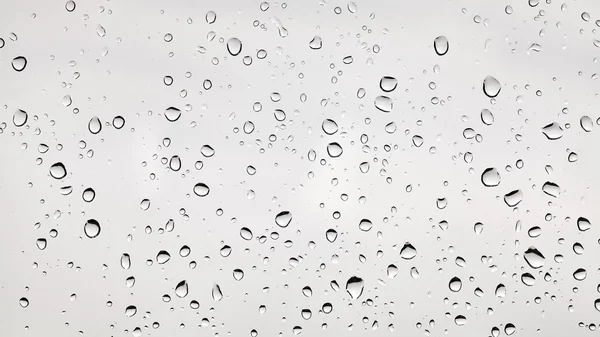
1, 0, 600, 336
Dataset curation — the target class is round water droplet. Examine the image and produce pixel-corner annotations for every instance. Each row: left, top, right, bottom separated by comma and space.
326, 229, 338, 243
573, 268, 587, 281
521, 273, 535, 286
449, 277, 462, 292
82, 188, 95, 202
454, 315, 467, 326
482, 76, 501, 98
49, 162, 67, 179
473, 222, 484, 234
233, 269, 244, 281
374, 96, 393, 112
220, 245, 232, 257
140, 199, 150, 210
275, 211, 292, 228
201, 145, 215, 157
88, 117, 102, 134
84, 219, 101, 238
227, 38, 242, 56
327, 142, 343, 158
322, 119, 338, 135
19, 297, 29, 308
481, 168, 500, 187
12, 56, 27, 72
433, 36, 449, 56
358, 219, 373, 232
169, 155, 181, 171
379, 76, 397, 92
65, 1, 76, 12
345, 276, 364, 300
112, 116, 125, 129
193, 183, 210, 197
524, 247, 545, 269
240, 227, 253, 240
205, 11, 216, 24
13, 109, 28, 127
36, 238, 47, 250
165, 107, 181, 122
309, 36, 322, 50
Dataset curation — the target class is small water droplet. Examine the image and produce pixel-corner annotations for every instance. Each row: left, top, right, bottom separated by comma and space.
449, 277, 462, 292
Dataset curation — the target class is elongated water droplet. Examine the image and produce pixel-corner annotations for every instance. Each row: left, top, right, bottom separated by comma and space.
580, 116, 593, 132
193, 183, 210, 197
169, 155, 181, 171
88, 117, 102, 134
542, 182, 560, 197
175, 280, 188, 298
541, 123, 563, 140
480, 109, 494, 125
504, 190, 523, 207
433, 36, 449, 56
495, 284, 506, 297
205, 11, 217, 24
125, 305, 137, 317
212, 284, 223, 301
240, 227, 253, 240
573, 268, 587, 281
121, 253, 131, 270
521, 273, 535, 286
345, 276, 364, 299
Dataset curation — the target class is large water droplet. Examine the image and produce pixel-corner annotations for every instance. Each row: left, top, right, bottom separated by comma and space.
483, 76, 501, 98
175, 280, 188, 298
387, 264, 398, 278
309, 36, 322, 50
358, 219, 373, 232
345, 276, 364, 299
326, 229, 338, 243
36, 238, 47, 250
169, 155, 181, 171
577, 217, 591, 231
12, 56, 27, 72
82, 188, 95, 202
165, 107, 181, 122
13, 109, 28, 127
503, 190, 523, 207
400, 243, 417, 259
480, 109, 494, 126
322, 119, 338, 135
541, 181, 560, 197
275, 211, 292, 228
327, 142, 343, 158
521, 273, 535, 286
523, 247, 545, 269
481, 168, 500, 187
541, 123, 563, 140
84, 219, 101, 238
374, 96, 393, 112
433, 36, 449, 56
193, 183, 210, 197
205, 11, 217, 24
156, 250, 171, 264
240, 227, 253, 240
125, 305, 137, 317
379, 76, 398, 92
227, 38, 242, 56
449, 277, 462, 292
495, 284, 506, 297
573, 268, 587, 281
49, 162, 67, 179
19, 297, 29, 308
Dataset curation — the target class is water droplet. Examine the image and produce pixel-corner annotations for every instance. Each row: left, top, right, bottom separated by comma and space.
400, 243, 417, 259
480, 109, 494, 125
326, 229, 338, 242
121, 253, 131, 270
201, 145, 215, 157
309, 36, 322, 50
503, 190, 523, 207
541, 123, 563, 140
481, 168, 500, 187
193, 183, 210, 197
169, 155, 181, 171
521, 273, 535, 286
327, 142, 343, 158
580, 116, 594, 132
36, 238, 47, 250
573, 268, 587, 281
495, 284, 506, 297
542, 182, 560, 198
358, 219, 373, 232
374, 96, 393, 112
112, 116, 125, 129
49, 162, 67, 179
19, 297, 29, 308
140, 199, 150, 210
84, 219, 101, 238
275, 211, 292, 228
449, 277, 462, 292
80, 188, 95, 203
433, 36, 449, 56
125, 305, 137, 317
220, 245, 232, 257
482, 76, 501, 98
412, 135, 424, 147
454, 315, 467, 326
473, 222, 484, 234
379, 76, 397, 92
65, 1, 76, 12
233, 269, 244, 281
386, 264, 398, 278
227, 38, 242, 56
322, 119, 338, 135
13, 109, 28, 127
577, 217, 591, 231
12, 56, 27, 72
212, 284, 223, 301
175, 280, 188, 298
524, 247, 545, 269
240, 227, 253, 240
157, 250, 171, 264
205, 11, 217, 24
88, 117, 102, 134
345, 276, 364, 299
165, 107, 181, 122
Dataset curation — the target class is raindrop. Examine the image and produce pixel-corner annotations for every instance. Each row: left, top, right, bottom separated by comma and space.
473, 222, 484, 234
49, 163, 67, 179
322, 119, 338, 135
125, 305, 137, 317
275, 211, 292, 228
454, 315, 467, 326
374, 96, 393, 112
345, 276, 364, 299
495, 284, 506, 297
193, 183, 210, 197
523, 247, 545, 269
482, 76, 501, 98
165, 107, 181, 122
521, 273, 535, 286
481, 168, 500, 187
505, 324, 516, 335
19, 297, 29, 308
387, 264, 398, 278
205, 11, 217, 24
240, 227, 253, 240
13, 109, 28, 127
503, 190, 523, 207
309, 36, 322, 50
358, 219, 373, 232
36, 238, 47, 250
541, 123, 563, 140
326, 229, 338, 243
400, 243, 417, 259
140, 199, 150, 210
379, 76, 398, 92
433, 36, 449, 56
157, 250, 171, 264
201, 145, 215, 157
12, 56, 27, 72
120, 253, 131, 270
233, 269, 244, 281
227, 38, 242, 56
220, 245, 232, 257
449, 277, 462, 292
480, 109, 494, 125
327, 143, 343, 158
577, 217, 591, 231
84, 219, 101, 238
112, 116, 125, 129
169, 156, 181, 171
212, 284, 223, 301
580, 116, 593, 132
542, 182, 560, 198
88, 117, 102, 134
175, 280, 188, 298
573, 268, 587, 281
65, 0, 76, 12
